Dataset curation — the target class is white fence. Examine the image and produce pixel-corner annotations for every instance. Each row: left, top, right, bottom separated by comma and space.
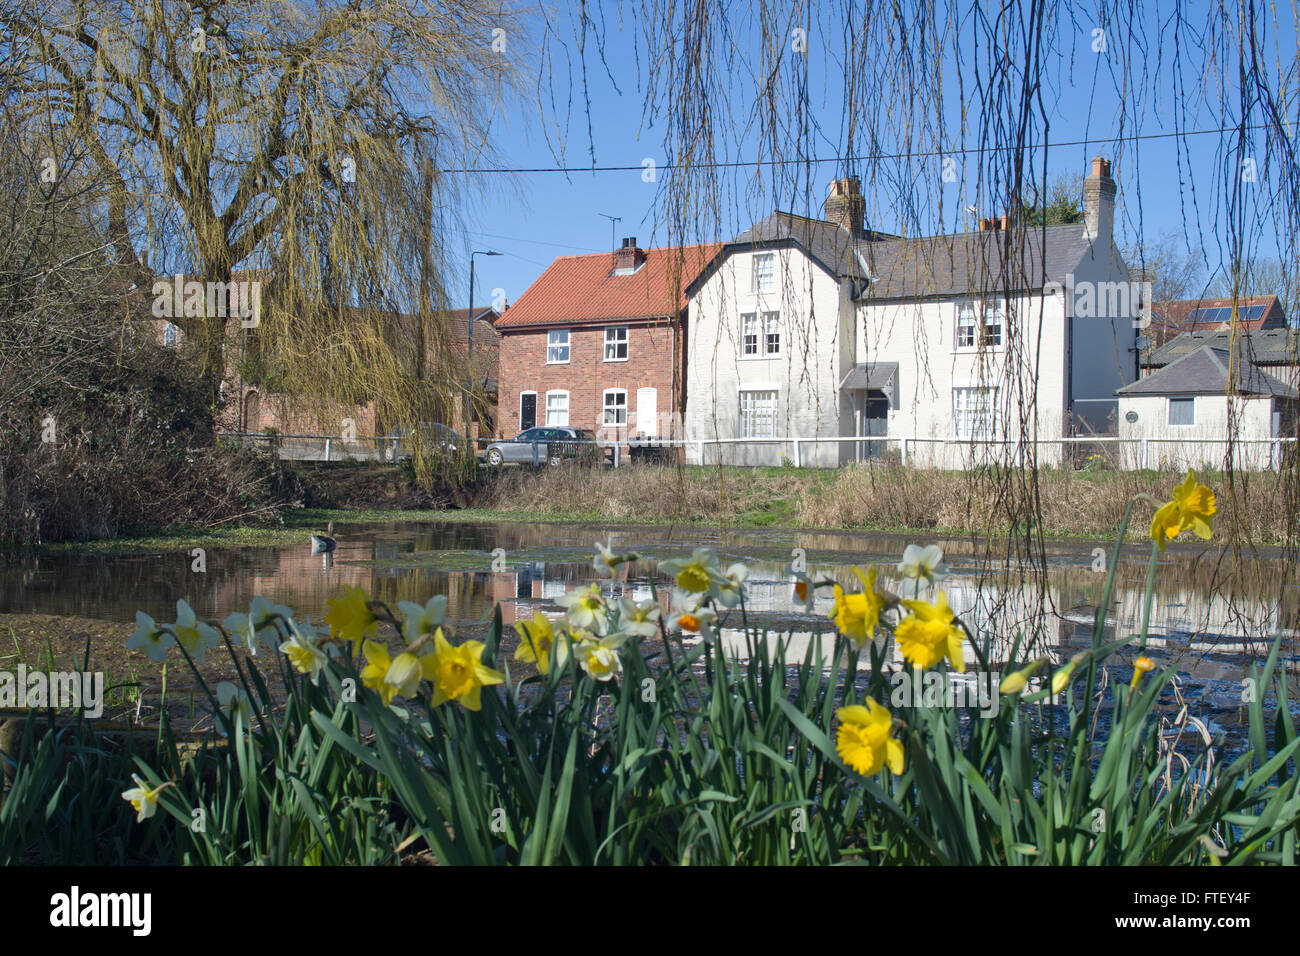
219, 430, 1297, 471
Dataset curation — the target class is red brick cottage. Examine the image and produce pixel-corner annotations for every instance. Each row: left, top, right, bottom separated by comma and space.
495, 239, 720, 442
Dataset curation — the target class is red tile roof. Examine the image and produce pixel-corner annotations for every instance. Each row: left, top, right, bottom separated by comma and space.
1149, 295, 1286, 343
495, 244, 722, 329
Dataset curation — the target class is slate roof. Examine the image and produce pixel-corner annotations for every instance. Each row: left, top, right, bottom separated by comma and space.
496, 244, 721, 329
1144, 328, 1300, 368
701, 212, 1098, 300
1117, 345, 1297, 397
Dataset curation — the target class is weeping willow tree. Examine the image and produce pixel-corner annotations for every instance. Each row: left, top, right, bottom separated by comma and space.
534, 0, 1300, 653
1, 0, 520, 481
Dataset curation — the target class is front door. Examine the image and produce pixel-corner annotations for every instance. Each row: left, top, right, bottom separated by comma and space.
520, 392, 537, 431
636, 387, 658, 437
863, 395, 889, 459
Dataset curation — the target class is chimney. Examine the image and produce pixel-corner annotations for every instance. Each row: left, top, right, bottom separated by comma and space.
824, 177, 865, 237
613, 237, 645, 272
1083, 156, 1116, 242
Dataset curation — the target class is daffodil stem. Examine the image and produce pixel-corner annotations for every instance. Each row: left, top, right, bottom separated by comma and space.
1138, 540, 1158, 653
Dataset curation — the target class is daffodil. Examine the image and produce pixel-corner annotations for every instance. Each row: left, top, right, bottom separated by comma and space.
173, 600, 220, 665
999, 657, 1047, 695
360, 640, 423, 707
425, 629, 505, 711
126, 611, 174, 662
1150, 470, 1216, 552
556, 583, 610, 635
615, 596, 661, 638
1050, 652, 1089, 695
593, 540, 639, 578
835, 700, 905, 777
658, 548, 723, 594
829, 567, 886, 648
324, 586, 378, 643
896, 544, 950, 598
280, 624, 330, 684
121, 774, 174, 823
398, 595, 448, 643
223, 596, 293, 654
711, 562, 749, 608
1130, 655, 1156, 690
513, 611, 567, 674
216, 681, 254, 728
895, 590, 965, 672
574, 634, 629, 682
667, 591, 718, 641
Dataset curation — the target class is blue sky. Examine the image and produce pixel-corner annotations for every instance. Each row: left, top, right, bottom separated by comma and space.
455, 4, 1298, 313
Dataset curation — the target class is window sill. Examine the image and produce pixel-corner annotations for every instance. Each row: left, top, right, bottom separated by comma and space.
603, 357, 629, 363
739, 353, 782, 361
545, 359, 570, 365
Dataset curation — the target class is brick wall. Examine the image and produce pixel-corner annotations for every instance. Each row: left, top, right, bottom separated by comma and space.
497, 319, 682, 438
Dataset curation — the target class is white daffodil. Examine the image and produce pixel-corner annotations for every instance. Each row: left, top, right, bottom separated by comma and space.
398, 595, 449, 643
666, 590, 719, 641
593, 540, 640, 578
711, 562, 749, 608
616, 596, 661, 637
121, 774, 173, 823
657, 548, 724, 594
126, 611, 174, 662
223, 595, 293, 654
556, 583, 610, 635
574, 633, 629, 681
173, 600, 220, 665
896, 544, 949, 597
279, 623, 330, 684
216, 680, 255, 728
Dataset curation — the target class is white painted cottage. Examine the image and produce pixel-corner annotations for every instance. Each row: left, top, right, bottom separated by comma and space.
683, 158, 1142, 467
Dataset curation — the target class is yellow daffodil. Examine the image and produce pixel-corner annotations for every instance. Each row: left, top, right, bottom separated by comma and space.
895, 590, 965, 672
1051, 652, 1089, 695
325, 586, 377, 643
425, 629, 505, 711
1150, 470, 1216, 551
835, 700, 905, 777
121, 774, 174, 823
999, 657, 1047, 695
829, 567, 886, 648
1130, 655, 1156, 690
556, 584, 610, 635
574, 634, 629, 681
360, 640, 422, 707
514, 611, 566, 674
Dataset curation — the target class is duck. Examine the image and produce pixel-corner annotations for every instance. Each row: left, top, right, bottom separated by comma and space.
310, 521, 337, 555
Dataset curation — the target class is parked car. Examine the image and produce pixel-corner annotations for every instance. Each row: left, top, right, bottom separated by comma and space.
484, 427, 603, 467
388, 422, 468, 461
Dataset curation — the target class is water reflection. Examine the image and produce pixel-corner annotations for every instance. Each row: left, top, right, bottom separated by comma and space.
3, 521, 1296, 681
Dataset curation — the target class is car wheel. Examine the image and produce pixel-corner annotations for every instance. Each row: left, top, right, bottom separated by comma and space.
487, 449, 503, 467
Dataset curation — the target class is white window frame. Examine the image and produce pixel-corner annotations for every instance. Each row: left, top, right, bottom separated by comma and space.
953, 386, 999, 439
762, 311, 781, 355
739, 388, 779, 438
955, 300, 1004, 350
752, 252, 775, 293
602, 388, 628, 427
1167, 397, 1196, 427
741, 312, 759, 357
545, 390, 569, 426
604, 326, 629, 362
546, 329, 570, 364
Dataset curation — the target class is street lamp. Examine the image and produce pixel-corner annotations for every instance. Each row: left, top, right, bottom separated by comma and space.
467, 250, 501, 430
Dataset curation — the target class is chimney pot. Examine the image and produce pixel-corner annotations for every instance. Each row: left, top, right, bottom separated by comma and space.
613, 238, 645, 271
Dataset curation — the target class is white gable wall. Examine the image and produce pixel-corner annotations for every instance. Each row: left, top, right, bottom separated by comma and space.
1117, 394, 1278, 470
685, 247, 847, 466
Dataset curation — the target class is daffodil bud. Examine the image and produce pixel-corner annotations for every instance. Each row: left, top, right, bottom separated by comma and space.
1000, 657, 1047, 695
1129, 655, 1155, 689
1051, 652, 1089, 695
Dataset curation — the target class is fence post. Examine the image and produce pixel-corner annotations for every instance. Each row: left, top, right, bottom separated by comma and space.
793, 439, 801, 467
324, 437, 331, 461
1140, 438, 1148, 471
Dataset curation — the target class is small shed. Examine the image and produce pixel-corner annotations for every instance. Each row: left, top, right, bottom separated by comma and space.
1117, 345, 1297, 470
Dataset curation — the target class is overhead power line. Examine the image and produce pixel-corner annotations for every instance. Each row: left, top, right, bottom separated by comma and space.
432, 123, 1284, 175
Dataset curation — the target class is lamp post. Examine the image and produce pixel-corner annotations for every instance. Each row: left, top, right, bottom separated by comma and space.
467, 250, 500, 431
